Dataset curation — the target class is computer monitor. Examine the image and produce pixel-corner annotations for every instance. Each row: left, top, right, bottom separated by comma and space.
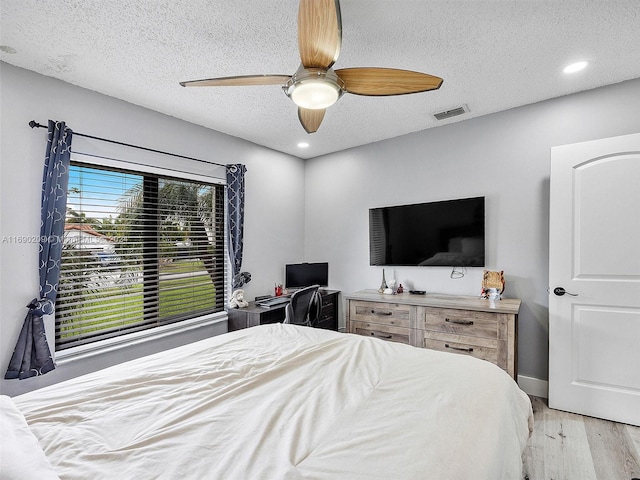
285, 262, 328, 289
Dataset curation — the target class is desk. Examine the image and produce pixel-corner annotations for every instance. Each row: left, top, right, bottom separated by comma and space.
228, 289, 340, 332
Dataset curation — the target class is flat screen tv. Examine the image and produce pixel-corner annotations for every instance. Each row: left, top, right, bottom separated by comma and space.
285, 262, 329, 289
369, 197, 485, 267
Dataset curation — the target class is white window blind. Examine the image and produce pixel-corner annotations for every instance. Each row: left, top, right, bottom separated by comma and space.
55, 163, 225, 350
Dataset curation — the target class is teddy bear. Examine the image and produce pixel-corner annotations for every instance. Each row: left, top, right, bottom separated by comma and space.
228, 289, 249, 308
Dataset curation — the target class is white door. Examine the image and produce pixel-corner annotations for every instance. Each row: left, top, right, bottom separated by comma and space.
549, 132, 640, 426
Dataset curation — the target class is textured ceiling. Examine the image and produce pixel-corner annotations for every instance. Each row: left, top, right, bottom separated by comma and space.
2, 0, 640, 159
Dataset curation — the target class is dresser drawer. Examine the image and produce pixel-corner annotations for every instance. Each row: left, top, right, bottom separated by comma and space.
420, 307, 498, 340
318, 297, 335, 322
422, 331, 498, 364
349, 300, 413, 328
350, 320, 414, 345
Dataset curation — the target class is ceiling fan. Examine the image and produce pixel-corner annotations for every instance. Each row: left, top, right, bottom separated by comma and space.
180, 0, 443, 134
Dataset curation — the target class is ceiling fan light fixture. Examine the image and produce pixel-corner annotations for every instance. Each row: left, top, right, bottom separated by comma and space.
284, 68, 345, 110
290, 80, 341, 109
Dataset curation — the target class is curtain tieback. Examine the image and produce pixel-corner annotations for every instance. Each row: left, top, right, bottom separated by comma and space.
26, 298, 54, 316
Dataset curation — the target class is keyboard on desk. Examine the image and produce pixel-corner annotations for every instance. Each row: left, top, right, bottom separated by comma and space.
256, 295, 291, 308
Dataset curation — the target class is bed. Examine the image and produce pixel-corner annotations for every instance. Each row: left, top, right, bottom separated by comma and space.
2, 323, 533, 479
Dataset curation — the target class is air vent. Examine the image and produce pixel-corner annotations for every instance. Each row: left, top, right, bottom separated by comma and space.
433, 105, 469, 121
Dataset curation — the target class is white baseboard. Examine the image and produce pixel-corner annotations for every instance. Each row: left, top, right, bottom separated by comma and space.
517, 375, 548, 398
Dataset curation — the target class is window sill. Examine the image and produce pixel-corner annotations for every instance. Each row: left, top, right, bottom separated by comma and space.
55, 312, 228, 365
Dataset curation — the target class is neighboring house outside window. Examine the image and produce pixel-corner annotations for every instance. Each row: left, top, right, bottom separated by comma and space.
55, 163, 225, 351
62, 224, 130, 291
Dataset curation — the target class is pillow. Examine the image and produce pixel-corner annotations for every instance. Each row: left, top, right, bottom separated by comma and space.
0, 395, 60, 480
461, 237, 484, 256
447, 236, 463, 253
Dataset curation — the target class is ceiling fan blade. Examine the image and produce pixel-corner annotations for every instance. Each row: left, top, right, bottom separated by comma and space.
334, 68, 443, 96
298, 0, 342, 69
298, 108, 326, 134
180, 74, 291, 87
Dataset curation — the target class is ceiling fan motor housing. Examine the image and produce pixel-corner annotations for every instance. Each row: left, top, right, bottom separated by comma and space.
284, 67, 346, 109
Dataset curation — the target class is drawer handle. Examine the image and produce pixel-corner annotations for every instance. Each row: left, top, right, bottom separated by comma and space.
445, 343, 474, 353
445, 318, 473, 326
371, 310, 393, 316
371, 332, 392, 339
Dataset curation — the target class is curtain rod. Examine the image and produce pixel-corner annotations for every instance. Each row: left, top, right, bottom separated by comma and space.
28, 120, 226, 168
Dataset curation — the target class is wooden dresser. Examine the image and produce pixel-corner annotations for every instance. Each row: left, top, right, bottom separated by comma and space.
345, 290, 521, 379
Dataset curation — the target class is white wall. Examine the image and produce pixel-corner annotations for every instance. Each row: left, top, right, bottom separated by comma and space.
0, 63, 305, 396
3, 60, 639, 394
304, 78, 640, 381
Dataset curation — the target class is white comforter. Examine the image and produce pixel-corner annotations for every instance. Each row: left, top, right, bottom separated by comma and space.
13, 324, 533, 479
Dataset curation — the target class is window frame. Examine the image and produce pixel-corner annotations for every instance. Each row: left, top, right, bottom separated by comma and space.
54, 154, 227, 359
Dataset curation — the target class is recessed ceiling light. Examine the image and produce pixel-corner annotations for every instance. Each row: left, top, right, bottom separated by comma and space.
563, 61, 588, 74
298, 142, 309, 148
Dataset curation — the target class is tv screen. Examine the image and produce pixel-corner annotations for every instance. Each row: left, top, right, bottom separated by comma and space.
369, 197, 485, 267
285, 262, 329, 289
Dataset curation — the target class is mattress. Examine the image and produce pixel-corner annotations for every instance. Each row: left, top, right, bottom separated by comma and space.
7, 323, 533, 479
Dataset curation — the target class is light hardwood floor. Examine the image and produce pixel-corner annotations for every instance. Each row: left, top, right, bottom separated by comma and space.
522, 396, 640, 480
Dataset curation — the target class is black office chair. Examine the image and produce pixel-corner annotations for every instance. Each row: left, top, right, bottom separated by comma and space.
284, 284, 322, 327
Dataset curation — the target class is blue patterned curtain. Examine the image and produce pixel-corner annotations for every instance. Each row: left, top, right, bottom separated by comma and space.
5, 120, 72, 379
226, 164, 246, 289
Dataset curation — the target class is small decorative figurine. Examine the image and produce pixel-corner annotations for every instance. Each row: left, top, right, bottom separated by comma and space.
378, 269, 388, 293
228, 289, 249, 308
397, 284, 404, 294
387, 278, 396, 295
480, 270, 505, 300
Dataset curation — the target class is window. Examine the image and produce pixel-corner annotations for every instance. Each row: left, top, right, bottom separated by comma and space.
55, 163, 225, 350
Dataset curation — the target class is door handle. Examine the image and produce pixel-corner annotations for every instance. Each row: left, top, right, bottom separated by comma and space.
553, 287, 578, 297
